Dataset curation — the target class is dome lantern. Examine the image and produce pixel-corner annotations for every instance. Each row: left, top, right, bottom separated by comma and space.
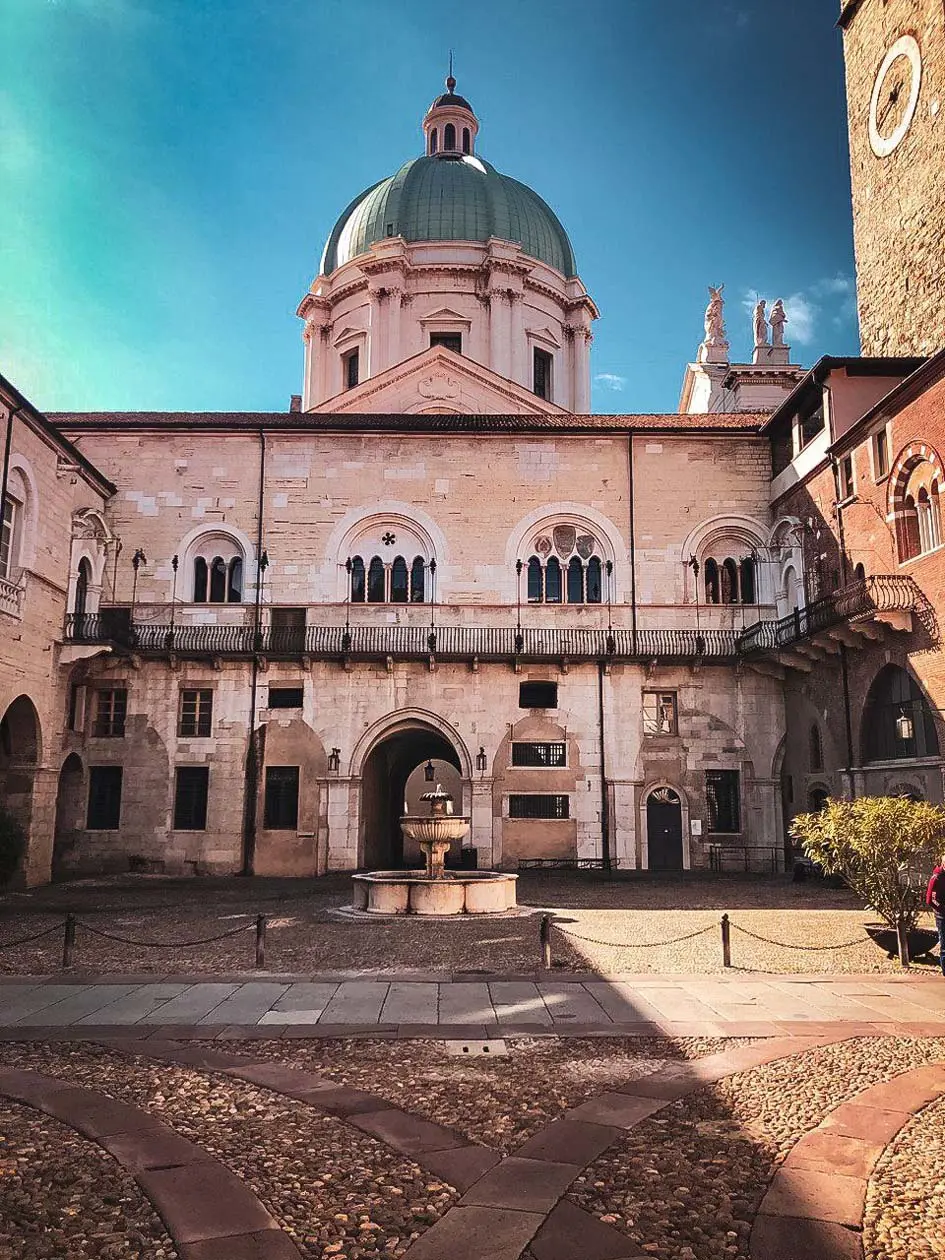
423, 62, 478, 158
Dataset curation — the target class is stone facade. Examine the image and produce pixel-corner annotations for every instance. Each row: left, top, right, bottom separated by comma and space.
841, 0, 945, 354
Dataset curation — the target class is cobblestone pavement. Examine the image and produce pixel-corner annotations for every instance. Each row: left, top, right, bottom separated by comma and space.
0, 872, 934, 976
4, 1033, 945, 1258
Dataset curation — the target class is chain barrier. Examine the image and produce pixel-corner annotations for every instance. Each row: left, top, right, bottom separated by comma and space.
74, 919, 254, 949
728, 921, 868, 952
551, 921, 717, 950
0, 922, 66, 951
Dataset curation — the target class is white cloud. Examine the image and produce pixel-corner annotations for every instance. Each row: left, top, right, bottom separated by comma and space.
782, 292, 817, 345
811, 273, 853, 299
594, 373, 626, 391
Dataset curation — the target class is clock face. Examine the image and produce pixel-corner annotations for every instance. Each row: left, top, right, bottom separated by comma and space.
869, 34, 922, 157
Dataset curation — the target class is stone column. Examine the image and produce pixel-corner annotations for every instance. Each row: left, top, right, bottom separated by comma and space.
574, 328, 592, 413
470, 778, 495, 867
367, 290, 382, 379
509, 291, 525, 386
23, 766, 58, 888
302, 325, 314, 411
314, 324, 331, 407
488, 291, 508, 378
386, 287, 403, 372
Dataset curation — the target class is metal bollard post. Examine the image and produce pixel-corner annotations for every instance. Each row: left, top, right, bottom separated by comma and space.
255, 914, 267, 970
539, 914, 552, 970
721, 913, 731, 969
62, 914, 76, 969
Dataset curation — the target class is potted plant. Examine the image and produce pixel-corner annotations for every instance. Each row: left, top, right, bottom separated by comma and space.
790, 795, 945, 968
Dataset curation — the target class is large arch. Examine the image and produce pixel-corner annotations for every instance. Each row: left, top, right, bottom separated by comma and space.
0, 696, 42, 856
52, 753, 84, 880
352, 710, 472, 870
860, 664, 940, 763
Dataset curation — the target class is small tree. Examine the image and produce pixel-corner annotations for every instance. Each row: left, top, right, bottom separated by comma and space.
0, 807, 25, 887
791, 795, 945, 966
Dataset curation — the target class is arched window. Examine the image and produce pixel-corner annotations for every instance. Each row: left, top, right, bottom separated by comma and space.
410, 556, 425, 602
545, 556, 562, 604
350, 556, 365, 602
739, 557, 756, 604
720, 558, 739, 603
704, 558, 720, 604
808, 787, 829, 812
74, 559, 91, 619
863, 665, 940, 762
444, 122, 456, 150
228, 557, 242, 603
932, 482, 943, 549
430, 129, 438, 154
367, 556, 385, 603
901, 495, 921, 560
390, 556, 408, 603
462, 127, 470, 153
809, 724, 823, 772
566, 556, 584, 604
194, 557, 208, 602
586, 556, 603, 604
209, 557, 227, 603
854, 562, 866, 582
527, 557, 543, 603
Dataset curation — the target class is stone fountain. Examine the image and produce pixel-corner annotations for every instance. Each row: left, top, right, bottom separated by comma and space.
351, 784, 518, 915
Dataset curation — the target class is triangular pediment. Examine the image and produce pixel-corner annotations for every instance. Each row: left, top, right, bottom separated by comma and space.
525, 324, 562, 349
331, 324, 365, 347
419, 306, 471, 326
310, 346, 568, 416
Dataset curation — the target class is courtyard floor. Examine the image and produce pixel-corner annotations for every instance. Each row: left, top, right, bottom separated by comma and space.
3, 874, 945, 1258
0, 871, 937, 976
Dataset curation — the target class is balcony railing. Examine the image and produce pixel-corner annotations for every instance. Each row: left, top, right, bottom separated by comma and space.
62, 575, 921, 664
64, 614, 742, 662
0, 572, 24, 619
737, 575, 919, 655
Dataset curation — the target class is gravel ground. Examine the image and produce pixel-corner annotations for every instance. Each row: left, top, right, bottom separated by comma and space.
213, 1036, 741, 1152
569, 1036, 945, 1260
0, 873, 932, 976
863, 1093, 945, 1260
0, 1043, 455, 1258
0, 1096, 178, 1259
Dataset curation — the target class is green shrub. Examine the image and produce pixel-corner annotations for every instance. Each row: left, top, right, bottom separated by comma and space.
790, 796, 945, 959
0, 807, 25, 886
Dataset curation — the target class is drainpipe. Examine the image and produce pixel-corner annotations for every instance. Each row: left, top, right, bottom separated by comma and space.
627, 434, 638, 653
240, 428, 267, 875
597, 660, 611, 872
831, 456, 857, 798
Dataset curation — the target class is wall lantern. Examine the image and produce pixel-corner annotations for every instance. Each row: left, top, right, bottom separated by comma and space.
476, 746, 488, 773
328, 747, 341, 773
895, 712, 915, 742
424, 761, 436, 782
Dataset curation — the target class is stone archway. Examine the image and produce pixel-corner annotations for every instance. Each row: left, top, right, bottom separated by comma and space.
358, 718, 468, 870
0, 696, 42, 883
52, 754, 84, 880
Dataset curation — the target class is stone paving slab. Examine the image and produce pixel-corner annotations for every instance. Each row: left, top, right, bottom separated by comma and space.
530, 1200, 646, 1260
461, 1155, 582, 1212
399, 1204, 544, 1260
438, 982, 498, 1024
143, 984, 240, 1024
318, 980, 389, 1023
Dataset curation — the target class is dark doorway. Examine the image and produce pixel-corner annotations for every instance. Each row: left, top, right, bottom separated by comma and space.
53, 753, 84, 879
647, 787, 684, 870
360, 725, 463, 869
0, 695, 41, 838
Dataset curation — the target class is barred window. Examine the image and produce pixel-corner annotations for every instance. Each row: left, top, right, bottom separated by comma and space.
87, 766, 122, 830
173, 766, 209, 831
179, 689, 213, 738
643, 691, 678, 736
706, 770, 740, 833
264, 766, 300, 830
94, 689, 127, 738
509, 794, 570, 819
511, 742, 566, 767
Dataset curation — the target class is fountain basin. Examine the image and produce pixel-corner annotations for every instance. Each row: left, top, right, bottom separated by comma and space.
352, 870, 518, 915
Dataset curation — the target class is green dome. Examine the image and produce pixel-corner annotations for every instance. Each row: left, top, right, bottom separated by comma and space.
320, 155, 577, 278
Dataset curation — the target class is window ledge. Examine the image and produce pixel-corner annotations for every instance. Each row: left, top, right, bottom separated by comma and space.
899, 542, 945, 568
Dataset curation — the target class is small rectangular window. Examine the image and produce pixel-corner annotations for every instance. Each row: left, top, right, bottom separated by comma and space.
430, 332, 462, 354
874, 429, 889, 479
509, 794, 570, 819
268, 686, 304, 710
93, 689, 127, 738
799, 405, 825, 449
706, 770, 741, 833
643, 691, 678, 736
519, 681, 558, 709
511, 742, 566, 767
87, 766, 122, 830
839, 454, 855, 500
264, 766, 300, 830
533, 348, 553, 401
343, 349, 359, 390
179, 689, 213, 738
173, 766, 209, 831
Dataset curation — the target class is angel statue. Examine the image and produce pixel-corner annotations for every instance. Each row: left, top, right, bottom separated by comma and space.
769, 299, 787, 347
753, 299, 769, 348
704, 285, 726, 345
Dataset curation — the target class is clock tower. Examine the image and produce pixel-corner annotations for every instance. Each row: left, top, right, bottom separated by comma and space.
840, 0, 945, 355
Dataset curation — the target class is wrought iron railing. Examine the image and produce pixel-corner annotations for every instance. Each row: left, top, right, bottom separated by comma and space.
63, 575, 920, 663
737, 575, 919, 655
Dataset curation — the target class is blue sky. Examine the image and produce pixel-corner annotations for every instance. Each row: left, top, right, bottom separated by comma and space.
1, 0, 858, 415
